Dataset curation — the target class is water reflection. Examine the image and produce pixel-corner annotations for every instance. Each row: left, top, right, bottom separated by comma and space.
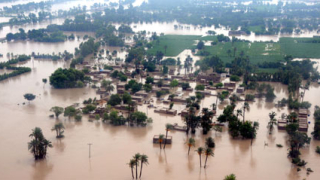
31, 159, 53, 180
53, 139, 65, 153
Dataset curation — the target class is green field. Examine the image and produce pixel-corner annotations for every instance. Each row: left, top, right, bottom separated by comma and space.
280, 37, 320, 58
248, 26, 264, 33
201, 41, 283, 64
147, 35, 219, 56
147, 35, 200, 56
147, 35, 320, 65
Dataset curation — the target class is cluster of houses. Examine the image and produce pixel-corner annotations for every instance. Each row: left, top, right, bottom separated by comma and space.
278, 108, 309, 132
68, 61, 250, 125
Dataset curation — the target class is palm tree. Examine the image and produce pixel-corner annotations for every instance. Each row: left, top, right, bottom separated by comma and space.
251, 122, 259, 146
28, 127, 52, 160
300, 81, 310, 102
164, 45, 168, 54
268, 111, 277, 134
224, 174, 236, 180
42, 139, 53, 157
128, 101, 137, 124
163, 124, 173, 149
204, 147, 214, 168
211, 103, 216, 111
195, 147, 204, 167
42, 78, 47, 88
186, 137, 195, 155
139, 154, 149, 178
133, 153, 141, 179
242, 102, 249, 122
158, 134, 165, 149
128, 159, 136, 179
184, 62, 188, 75
29, 127, 44, 141
51, 122, 65, 138
236, 109, 242, 118
232, 94, 240, 104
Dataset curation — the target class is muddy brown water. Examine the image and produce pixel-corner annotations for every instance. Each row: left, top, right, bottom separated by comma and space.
0, 53, 320, 180
0, 2, 320, 179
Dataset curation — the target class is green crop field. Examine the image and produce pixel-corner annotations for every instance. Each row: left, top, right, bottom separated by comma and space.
147, 35, 320, 67
248, 26, 264, 33
201, 41, 282, 64
147, 35, 200, 56
147, 35, 219, 56
280, 37, 320, 58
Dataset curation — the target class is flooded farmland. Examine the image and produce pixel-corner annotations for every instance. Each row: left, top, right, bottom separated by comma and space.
1, 0, 320, 180
0, 51, 320, 180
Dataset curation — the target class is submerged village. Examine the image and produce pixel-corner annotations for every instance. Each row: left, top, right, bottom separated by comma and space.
1, 0, 320, 180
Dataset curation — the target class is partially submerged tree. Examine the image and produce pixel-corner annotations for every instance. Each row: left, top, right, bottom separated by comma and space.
139, 154, 149, 178
64, 106, 77, 119
28, 127, 52, 160
24, 93, 36, 103
128, 159, 136, 179
205, 137, 215, 148
204, 147, 214, 168
51, 122, 65, 138
101, 79, 114, 94
158, 134, 165, 149
50, 106, 64, 118
42, 78, 47, 88
224, 174, 236, 180
186, 137, 196, 155
163, 124, 173, 149
170, 79, 179, 88
195, 147, 204, 167
267, 111, 277, 134
133, 153, 141, 179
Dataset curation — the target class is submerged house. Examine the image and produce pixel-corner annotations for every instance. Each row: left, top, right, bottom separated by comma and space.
196, 72, 220, 83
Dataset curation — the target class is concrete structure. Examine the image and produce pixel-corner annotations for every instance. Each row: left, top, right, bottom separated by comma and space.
172, 97, 187, 103
99, 70, 111, 74
277, 119, 287, 130
153, 135, 172, 144
117, 82, 126, 89
131, 96, 144, 102
180, 109, 189, 117
96, 88, 107, 94
196, 90, 212, 96
224, 82, 236, 88
161, 87, 170, 91
298, 109, 309, 132
171, 75, 183, 79
154, 108, 177, 115
236, 87, 245, 94
207, 86, 217, 90
135, 91, 149, 98
117, 88, 125, 94
196, 72, 220, 83
172, 123, 187, 131
114, 104, 130, 111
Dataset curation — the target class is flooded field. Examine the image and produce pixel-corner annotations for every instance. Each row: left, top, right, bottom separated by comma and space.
1, 0, 320, 180
0, 50, 320, 180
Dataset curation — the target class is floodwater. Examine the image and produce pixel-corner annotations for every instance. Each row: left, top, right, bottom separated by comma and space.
1, 0, 319, 41
0, 0, 147, 11
0, 1, 320, 180
1, 48, 320, 180
0, 32, 90, 63
0, 18, 66, 39
117, 21, 320, 42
